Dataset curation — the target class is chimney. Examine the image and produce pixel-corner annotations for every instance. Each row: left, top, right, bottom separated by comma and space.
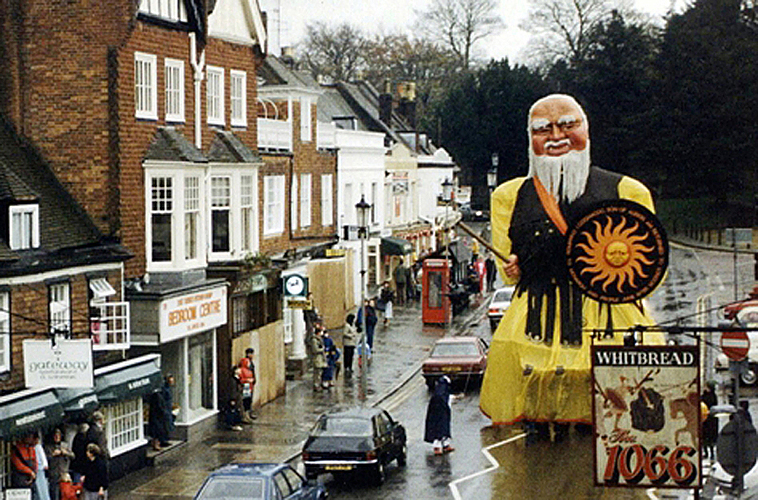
397, 81, 416, 129
281, 46, 295, 69
379, 79, 393, 125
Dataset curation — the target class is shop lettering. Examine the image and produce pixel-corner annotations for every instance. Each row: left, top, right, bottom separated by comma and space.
28, 360, 90, 372
77, 395, 98, 408
603, 444, 698, 486
168, 300, 221, 327
128, 378, 150, 390
15, 411, 46, 427
200, 300, 221, 317
594, 351, 695, 367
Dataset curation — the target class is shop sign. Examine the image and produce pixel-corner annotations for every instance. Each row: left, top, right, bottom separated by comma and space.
592, 344, 700, 490
23, 339, 93, 389
4, 489, 32, 500
326, 248, 346, 258
287, 298, 313, 310
160, 286, 227, 343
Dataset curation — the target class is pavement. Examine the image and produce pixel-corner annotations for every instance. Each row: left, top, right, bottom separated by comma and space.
110, 293, 493, 500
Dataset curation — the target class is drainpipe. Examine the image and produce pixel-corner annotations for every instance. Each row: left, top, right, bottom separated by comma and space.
190, 33, 205, 149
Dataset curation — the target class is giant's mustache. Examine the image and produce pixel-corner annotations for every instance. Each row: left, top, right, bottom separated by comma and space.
544, 138, 571, 151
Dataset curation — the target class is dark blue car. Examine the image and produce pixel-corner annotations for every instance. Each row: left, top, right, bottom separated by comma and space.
194, 463, 328, 500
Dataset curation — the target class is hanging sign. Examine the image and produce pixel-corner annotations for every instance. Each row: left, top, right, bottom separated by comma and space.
592, 344, 700, 489
567, 200, 668, 303
23, 339, 94, 388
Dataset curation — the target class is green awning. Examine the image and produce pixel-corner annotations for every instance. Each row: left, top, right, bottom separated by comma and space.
94, 355, 162, 404
381, 236, 413, 256
55, 388, 100, 415
0, 388, 65, 441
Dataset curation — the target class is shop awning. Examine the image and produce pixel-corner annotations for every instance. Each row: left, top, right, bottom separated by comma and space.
94, 355, 163, 404
381, 236, 413, 256
55, 388, 100, 415
0, 388, 65, 441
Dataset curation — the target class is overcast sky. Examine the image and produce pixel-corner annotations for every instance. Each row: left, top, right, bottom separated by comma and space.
261, 0, 684, 65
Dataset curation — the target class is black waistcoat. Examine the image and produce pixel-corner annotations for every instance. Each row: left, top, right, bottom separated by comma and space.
508, 166, 622, 345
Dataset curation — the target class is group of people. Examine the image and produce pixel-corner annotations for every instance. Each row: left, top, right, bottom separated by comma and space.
309, 323, 342, 391
12, 413, 109, 500
224, 348, 258, 431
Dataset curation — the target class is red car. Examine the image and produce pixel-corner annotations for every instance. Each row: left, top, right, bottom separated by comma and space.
422, 337, 488, 390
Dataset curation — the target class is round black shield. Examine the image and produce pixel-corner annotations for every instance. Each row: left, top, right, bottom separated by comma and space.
566, 200, 668, 304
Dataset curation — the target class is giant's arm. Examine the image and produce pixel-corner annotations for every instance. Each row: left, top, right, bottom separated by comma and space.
491, 178, 526, 284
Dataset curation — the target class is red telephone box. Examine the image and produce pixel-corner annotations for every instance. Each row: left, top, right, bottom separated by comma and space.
422, 259, 451, 325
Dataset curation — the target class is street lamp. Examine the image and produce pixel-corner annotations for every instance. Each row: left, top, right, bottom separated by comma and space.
355, 195, 371, 402
441, 178, 453, 327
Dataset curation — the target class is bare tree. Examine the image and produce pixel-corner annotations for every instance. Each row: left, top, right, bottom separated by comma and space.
300, 22, 368, 83
415, 0, 505, 69
521, 0, 640, 67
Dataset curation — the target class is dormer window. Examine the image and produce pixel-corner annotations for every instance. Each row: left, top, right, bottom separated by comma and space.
139, 0, 187, 22
9, 204, 39, 250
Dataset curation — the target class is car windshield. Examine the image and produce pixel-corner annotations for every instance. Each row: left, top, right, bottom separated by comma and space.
312, 417, 372, 437
197, 477, 265, 500
432, 342, 480, 357
493, 289, 513, 302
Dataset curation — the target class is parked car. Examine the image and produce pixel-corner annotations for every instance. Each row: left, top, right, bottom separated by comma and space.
422, 336, 489, 390
459, 203, 488, 222
194, 463, 327, 500
488, 285, 515, 330
302, 407, 407, 485
715, 304, 758, 385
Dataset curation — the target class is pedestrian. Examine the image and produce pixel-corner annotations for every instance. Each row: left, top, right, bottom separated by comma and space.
148, 374, 175, 450
69, 423, 89, 484
303, 293, 319, 346
701, 380, 718, 459
222, 398, 244, 431
58, 473, 82, 500
11, 434, 38, 493
394, 262, 407, 306
309, 327, 327, 391
342, 313, 357, 376
475, 256, 486, 297
322, 330, 339, 388
356, 299, 378, 350
45, 428, 75, 500
740, 400, 753, 425
34, 434, 51, 500
234, 348, 257, 423
485, 254, 496, 292
379, 281, 394, 327
81, 443, 108, 500
86, 411, 109, 459
424, 376, 455, 455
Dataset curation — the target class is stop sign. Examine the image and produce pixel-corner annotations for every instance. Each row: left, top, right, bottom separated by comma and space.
721, 331, 750, 361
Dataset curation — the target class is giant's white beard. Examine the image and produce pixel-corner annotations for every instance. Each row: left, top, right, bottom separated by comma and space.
528, 145, 591, 204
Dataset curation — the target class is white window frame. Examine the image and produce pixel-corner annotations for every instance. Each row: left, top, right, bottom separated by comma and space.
150, 175, 174, 265
206, 66, 225, 126
49, 282, 70, 335
300, 174, 311, 228
135, 52, 158, 120
264, 175, 285, 236
139, 0, 187, 21
89, 278, 116, 302
230, 70, 247, 128
184, 176, 200, 262
241, 175, 254, 253
165, 58, 185, 123
0, 292, 9, 373
210, 176, 232, 255
300, 97, 312, 142
9, 204, 39, 250
105, 399, 145, 456
290, 174, 298, 232
343, 183, 353, 226
371, 182, 378, 225
321, 174, 333, 226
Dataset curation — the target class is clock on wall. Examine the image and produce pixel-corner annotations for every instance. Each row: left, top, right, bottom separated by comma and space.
283, 274, 308, 297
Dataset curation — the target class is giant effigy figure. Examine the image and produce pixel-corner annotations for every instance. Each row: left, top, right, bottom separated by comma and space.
479, 94, 665, 427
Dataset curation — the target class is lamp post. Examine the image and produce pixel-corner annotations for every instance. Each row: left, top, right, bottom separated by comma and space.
441, 178, 454, 326
489, 153, 498, 205
356, 195, 371, 402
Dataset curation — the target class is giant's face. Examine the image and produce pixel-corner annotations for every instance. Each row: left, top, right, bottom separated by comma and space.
530, 97, 589, 157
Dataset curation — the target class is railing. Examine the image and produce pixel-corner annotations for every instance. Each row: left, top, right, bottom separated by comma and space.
317, 122, 337, 149
90, 301, 130, 350
257, 118, 292, 151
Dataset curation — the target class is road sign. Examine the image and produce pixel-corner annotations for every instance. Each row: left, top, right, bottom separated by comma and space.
721, 331, 750, 361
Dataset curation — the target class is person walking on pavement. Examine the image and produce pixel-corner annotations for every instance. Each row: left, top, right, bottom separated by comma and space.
424, 376, 455, 455
702, 380, 718, 460
322, 330, 339, 388
45, 428, 75, 500
394, 262, 407, 306
485, 254, 496, 292
34, 434, 51, 500
342, 313, 357, 376
379, 281, 394, 327
86, 412, 109, 459
235, 348, 257, 423
309, 327, 327, 391
148, 374, 175, 450
81, 443, 108, 500
357, 299, 378, 350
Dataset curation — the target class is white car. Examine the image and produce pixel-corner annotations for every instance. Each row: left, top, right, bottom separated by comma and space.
488, 286, 514, 331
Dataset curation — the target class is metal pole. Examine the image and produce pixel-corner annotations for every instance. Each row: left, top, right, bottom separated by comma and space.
734, 229, 739, 301
359, 228, 367, 403
445, 199, 450, 329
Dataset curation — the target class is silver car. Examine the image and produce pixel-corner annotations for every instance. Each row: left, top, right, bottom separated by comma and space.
488, 286, 514, 331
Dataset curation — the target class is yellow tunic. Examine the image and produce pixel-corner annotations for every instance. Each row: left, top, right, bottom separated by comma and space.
479, 175, 665, 425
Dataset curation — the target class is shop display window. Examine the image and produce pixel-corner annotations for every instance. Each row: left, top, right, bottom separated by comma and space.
105, 398, 144, 455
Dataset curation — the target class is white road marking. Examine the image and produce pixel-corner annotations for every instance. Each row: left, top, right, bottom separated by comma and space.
448, 433, 526, 500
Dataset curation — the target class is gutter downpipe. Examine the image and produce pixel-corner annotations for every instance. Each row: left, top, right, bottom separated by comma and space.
190, 33, 206, 149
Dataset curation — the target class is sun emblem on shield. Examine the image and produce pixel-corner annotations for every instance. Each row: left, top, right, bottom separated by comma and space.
567, 200, 668, 304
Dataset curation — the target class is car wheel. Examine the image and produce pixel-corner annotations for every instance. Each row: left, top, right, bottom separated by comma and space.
742, 365, 758, 386
397, 443, 407, 467
373, 460, 386, 485
490, 320, 498, 331
305, 468, 318, 481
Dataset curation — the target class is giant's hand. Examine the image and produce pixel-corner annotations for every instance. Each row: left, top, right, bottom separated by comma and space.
504, 254, 521, 281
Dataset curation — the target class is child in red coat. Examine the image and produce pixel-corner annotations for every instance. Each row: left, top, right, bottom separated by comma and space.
59, 472, 82, 500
